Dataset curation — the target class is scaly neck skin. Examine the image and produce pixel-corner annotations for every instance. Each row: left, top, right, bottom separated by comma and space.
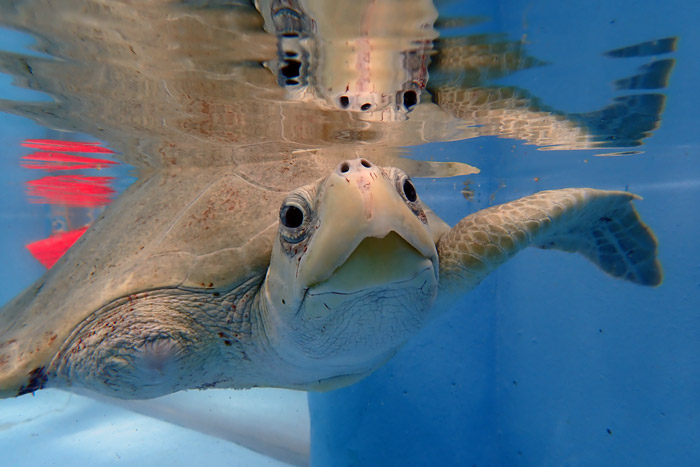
258, 264, 442, 391
254, 283, 368, 390
47, 273, 301, 399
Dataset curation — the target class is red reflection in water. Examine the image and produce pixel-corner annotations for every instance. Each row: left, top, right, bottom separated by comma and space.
21, 152, 118, 170
22, 139, 119, 268
26, 175, 116, 207
25, 226, 89, 269
21, 139, 115, 154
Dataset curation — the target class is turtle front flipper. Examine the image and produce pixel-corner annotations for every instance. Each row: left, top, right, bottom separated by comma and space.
437, 188, 662, 294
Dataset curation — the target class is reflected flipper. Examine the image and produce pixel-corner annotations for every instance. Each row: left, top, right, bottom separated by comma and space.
434, 85, 667, 150
569, 93, 666, 148
437, 188, 662, 293
433, 35, 547, 81
605, 37, 677, 58
433, 86, 592, 148
614, 59, 675, 91
431, 35, 675, 150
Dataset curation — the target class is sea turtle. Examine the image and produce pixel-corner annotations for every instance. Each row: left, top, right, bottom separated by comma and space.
0, 0, 663, 400
0, 156, 661, 399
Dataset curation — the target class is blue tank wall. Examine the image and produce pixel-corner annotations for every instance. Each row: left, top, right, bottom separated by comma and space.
309, 0, 700, 465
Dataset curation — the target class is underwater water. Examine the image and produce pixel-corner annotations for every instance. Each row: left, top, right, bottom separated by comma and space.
0, 0, 698, 466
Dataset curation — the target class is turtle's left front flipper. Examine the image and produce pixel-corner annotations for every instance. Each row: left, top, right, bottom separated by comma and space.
437, 188, 662, 294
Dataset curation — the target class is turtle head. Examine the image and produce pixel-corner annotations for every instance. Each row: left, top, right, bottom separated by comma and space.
263, 159, 440, 387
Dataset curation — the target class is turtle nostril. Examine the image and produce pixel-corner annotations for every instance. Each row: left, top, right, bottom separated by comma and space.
339, 96, 350, 108
403, 90, 418, 110
360, 159, 371, 168
360, 103, 372, 111
280, 59, 301, 79
340, 162, 350, 173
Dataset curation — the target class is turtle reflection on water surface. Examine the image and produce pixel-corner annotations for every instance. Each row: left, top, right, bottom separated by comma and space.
258, 0, 673, 149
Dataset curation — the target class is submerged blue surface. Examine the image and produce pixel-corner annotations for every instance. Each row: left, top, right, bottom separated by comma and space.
310, 0, 700, 465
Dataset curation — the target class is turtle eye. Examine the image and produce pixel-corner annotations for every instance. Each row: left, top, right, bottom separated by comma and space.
392, 171, 419, 205
402, 179, 417, 202
390, 169, 427, 223
279, 194, 313, 245
280, 205, 304, 228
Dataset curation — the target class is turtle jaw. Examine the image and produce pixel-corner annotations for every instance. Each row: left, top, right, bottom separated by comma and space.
280, 229, 438, 375
306, 231, 435, 296
300, 229, 438, 334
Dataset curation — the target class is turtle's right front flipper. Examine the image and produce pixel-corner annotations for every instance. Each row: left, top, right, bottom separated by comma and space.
437, 188, 662, 294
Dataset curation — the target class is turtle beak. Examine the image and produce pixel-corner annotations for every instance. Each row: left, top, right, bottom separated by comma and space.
299, 159, 438, 292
